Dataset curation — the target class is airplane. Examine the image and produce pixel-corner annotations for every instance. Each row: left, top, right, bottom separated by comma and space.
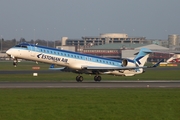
6, 42, 162, 82
166, 54, 180, 63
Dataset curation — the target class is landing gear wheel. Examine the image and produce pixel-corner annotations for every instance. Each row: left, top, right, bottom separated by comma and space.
13, 59, 18, 67
76, 76, 83, 82
94, 75, 101, 82
97, 76, 101, 82
76, 76, 80, 82
94, 76, 98, 81
13, 62, 17, 67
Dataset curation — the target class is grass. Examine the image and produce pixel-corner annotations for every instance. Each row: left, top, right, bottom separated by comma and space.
1, 70, 180, 82
0, 61, 180, 120
0, 61, 50, 70
0, 88, 179, 120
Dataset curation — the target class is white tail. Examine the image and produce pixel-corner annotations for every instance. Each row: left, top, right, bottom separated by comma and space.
133, 48, 152, 67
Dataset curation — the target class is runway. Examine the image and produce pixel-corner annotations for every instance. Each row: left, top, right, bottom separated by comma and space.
0, 81, 180, 88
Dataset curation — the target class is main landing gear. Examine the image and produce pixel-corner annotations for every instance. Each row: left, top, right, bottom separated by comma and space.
94, 75, 101, 82
75, 75, 102, 82
76, 75, 83, 82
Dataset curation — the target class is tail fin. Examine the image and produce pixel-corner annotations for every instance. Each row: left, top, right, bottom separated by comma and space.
133, 48, 152, 67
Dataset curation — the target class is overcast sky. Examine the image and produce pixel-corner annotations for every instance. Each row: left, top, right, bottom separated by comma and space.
0, 0, 180, 41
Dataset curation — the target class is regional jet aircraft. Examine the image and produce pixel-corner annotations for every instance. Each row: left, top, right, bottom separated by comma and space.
6, 43, 162, 82
166, 54, 180, 63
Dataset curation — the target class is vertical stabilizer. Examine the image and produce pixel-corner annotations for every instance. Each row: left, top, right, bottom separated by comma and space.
133, 48, 152, 67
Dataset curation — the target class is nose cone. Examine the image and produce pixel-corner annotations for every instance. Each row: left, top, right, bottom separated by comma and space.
6, 49, 11, 55
6, 49, 14, 58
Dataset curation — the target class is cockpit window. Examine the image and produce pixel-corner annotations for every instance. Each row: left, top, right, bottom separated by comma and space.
15, 45, 27, 48
15, 45, 21, 47
21, 45, 27, 48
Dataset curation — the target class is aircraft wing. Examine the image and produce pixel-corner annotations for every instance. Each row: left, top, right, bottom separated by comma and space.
86, 66, 147, 70
86, 59, 163, 70
49, 67, 66, 70
49, 64, 65, 70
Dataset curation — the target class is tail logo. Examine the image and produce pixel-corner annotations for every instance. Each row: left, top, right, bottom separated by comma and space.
135, 56, 143, 65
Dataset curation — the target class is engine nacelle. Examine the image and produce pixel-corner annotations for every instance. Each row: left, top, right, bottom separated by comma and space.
121, 59, 136, 67
121, 59, 128, 66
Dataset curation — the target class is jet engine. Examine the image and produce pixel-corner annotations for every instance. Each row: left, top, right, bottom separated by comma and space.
121, 59, 136, 67
121, 59, 128, 66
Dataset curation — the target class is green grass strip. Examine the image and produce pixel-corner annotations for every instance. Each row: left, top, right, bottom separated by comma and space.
0, 88, 179, 120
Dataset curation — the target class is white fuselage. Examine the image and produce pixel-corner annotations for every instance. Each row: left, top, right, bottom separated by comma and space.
6, 44, 145, 76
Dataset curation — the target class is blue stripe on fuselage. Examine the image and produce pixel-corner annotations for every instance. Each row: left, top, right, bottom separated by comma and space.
16, 43, 135, 66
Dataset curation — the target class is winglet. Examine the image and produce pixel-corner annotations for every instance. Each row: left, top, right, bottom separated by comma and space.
50, 64, 55, 68
148, 59, 164, 68
49, 64, 65, 70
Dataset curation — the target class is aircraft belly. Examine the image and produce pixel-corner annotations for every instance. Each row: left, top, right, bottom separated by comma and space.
105, 70, 136, 76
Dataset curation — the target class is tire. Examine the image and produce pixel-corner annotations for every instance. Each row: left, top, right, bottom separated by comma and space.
79, 76, 83, 82
97, 76, 101, 82
76, 76, 80, 82
94, 76, 98, 81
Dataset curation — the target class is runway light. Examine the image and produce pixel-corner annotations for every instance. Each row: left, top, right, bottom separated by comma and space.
33, 73, 38, 77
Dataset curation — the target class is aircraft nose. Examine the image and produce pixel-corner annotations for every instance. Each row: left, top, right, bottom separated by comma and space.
6, 49, 11, 55
6, 49, 13, 57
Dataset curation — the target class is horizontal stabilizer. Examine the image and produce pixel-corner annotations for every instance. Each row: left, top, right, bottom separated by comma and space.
147, 59, 164, 68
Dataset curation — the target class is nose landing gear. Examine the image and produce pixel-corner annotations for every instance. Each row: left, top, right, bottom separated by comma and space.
13, 59, 18, 67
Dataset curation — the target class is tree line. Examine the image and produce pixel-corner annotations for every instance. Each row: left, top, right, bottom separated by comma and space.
0, 38, 61, 52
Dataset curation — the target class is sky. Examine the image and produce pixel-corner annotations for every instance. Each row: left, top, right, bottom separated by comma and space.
0, 0, 180, 41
